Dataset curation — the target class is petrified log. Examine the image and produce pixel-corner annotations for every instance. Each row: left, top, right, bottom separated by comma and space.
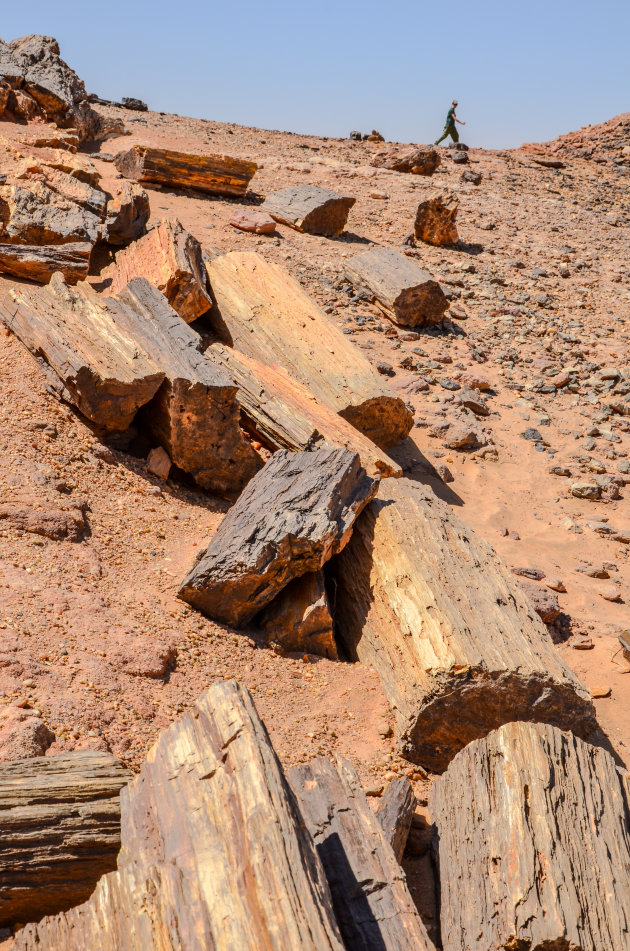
414, 189, 459, 246
14, 680, 344, 951
260, 570, 336, 659
206, 343, 401, 478
331, 478, 596, 771
0, 275, 164, 431
205, 251, 413, 449
371, 146, 440, 175
376, 776, 415, 863
262, 185, 356, 236
114, 145, 257, 197
0, 241, 92, 283
179, 447, 377, 626
289, 756, 433, 951
103, 180, 150, 246
344, 247, 449, 326
0, 751, 132, 927
0, 177, 103, 244
98, 218, 211, 322
430, 721, 630, 951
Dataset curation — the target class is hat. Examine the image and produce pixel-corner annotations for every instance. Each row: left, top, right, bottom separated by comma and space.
452, 99, 458, 105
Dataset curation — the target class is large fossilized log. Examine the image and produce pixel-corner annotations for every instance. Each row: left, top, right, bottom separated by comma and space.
98, 218, 212, 322
0, 751, 132, 928
260, 570, 337, 659
115, 145, 257, 197
430, 721, 630, 951
206, 343, 401, 478
205, 251, 413, 449
0, 241, 92, 283
332, 478, 596, 772
289, 756, 433, 951
376, 776, 415, 863
14, 681, 344, 951
179, 447, 377, 626
345, 247, 449, 326
262, 185, 356, 236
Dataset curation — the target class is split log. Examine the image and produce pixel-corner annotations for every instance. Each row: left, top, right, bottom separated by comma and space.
262, 185, 356, 236
14, 680, 344, 951
0, 751, 132, 927
376, 777, 415, 863
414, 190, 459, 247
114, 145, 257, 197
98, 218, 212, 322
289, 756, 433, 951
260, 570, 337, 659
430, 721, 630, 951
205, 251, 413, 449
331, 478, 596, 772
178, 447, 377, 626
206, 343, 401, 478
0, 241, 92, 283
344, 247, 449, 326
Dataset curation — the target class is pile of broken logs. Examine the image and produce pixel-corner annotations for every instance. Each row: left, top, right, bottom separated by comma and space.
0, 93, 629, 949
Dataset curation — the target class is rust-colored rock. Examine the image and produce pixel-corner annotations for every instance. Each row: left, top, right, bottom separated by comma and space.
345, 246, 449, 326
229, 209, 276, 234
103, 180, 150, 246
262, 185, 356, 236
115, 145, 257, 197
260, 571, 337, 659
414, 189, 459, 246
371, 146, 440, 175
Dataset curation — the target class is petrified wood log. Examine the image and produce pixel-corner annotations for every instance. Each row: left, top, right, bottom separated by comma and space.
205, 251, 413, 449
98, 218, 211, 322
179, 447, 377, 626
376, 776, 415, 863
430, 721, 630, 951
103, 180, 150, 246
114, 145, 257, 197
260, 570, 336, 659
414, 189, 459, 247
345, 247, 449, 326
262, 185, 356, 236
0, 241, 92, 283
206, 343, 401, 478
332, 478, 596, 772
14, 680, 344, 951
289, 756, 433, 951
0, 751, 132, 927
370, 146, 440, 175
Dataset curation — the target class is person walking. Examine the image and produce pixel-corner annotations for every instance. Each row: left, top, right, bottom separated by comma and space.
435, 100, 465, 145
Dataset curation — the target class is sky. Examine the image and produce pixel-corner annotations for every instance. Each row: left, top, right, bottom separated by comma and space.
2, 0, 628, 149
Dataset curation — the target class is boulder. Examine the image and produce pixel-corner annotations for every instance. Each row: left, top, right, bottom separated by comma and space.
371, 146, 440, 175
414, 189, 459, 246
262, 185, 356, 236
344, 247, 448, 326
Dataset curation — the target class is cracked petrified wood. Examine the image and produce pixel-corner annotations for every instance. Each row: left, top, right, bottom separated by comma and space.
205, 251, 413, 449
332, 478, 596, 772
345, 247, 449, 326
376, 776, 415, 863
262, 185, 356, 236
260, 570, 337, 659
114, 145, 257, 197
0, 752, 131, 928
13, 680, 344, 951
179, 447, 377, 627
430, 721, 630, 951
289, 756, 433, 951
414, 189, 459, 247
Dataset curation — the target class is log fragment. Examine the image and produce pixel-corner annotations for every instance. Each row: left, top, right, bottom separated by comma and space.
345, 247, 449, 326
260, 570, 337, 659
178, 447, 377, 626
0, 241, 92, 283
103, 180, 150, 246
262, 185, 356, 236
376, 777, 415, 863
0, 751, 132, 927
14, 680, 344, 951
370, 146, 441, 175
332, 478, 596, 771
289, 756, 433, 951
414, 189, 459, 246
430, 721, 630, 951
206, 251, 413, 449
114, 145, 257, 197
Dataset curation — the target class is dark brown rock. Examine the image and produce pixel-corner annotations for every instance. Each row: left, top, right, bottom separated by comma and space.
260, 571, 336, 659
262, 185, 356, 236
414, 189, 459, 246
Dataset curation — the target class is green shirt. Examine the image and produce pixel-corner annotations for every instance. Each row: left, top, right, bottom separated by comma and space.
446, 107, 456, 126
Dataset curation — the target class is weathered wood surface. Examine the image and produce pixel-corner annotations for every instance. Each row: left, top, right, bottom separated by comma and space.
0, 241, 92, 283
0, 751, 131, 927
0, 274, 164, 431
376, 776, 415, 863
370, 146, 441, 175
205, 251, 413, 449
103, 180, 150, 246
414, 189, 459, 247
332, 478, 596, 772
179, 447, 377, 626
206, 343, 401, 478
344, 247, 449, 326
98, 218, 212, 322
430, 721, 630, 951
114, 145, 258, 197
14, 680, 344, 951
262, 184, 356, 236
260, 570, 337, 659
289, 756, 433, 951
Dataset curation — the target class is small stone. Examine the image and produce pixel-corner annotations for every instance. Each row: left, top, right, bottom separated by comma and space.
461, 168, 482, 185
591, 685, 612, 698
146, 446, 171, 480
571, 482, 601, 500
365, 784, 384, 797
376, 361, 395, 377
599, 584, 622, 602
229, 210, 277, 234
545, 577, 566, 593
522, 428, 544, 442
452, 150, 468, 164
571, 635, 593, 650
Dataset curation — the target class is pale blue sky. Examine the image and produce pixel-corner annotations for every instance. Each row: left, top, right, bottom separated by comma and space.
2, 0, 628, 148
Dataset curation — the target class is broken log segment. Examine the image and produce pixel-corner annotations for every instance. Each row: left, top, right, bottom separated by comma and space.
260, 570, 337, 659
376, 776, 415, 863
262, 184, 356, 236
331, 477, 596, 772
0, 751, 132, 928
370, 146, 441, 175
289, 756, 433, 951
0, 241, 92, 284
178, 447, 377, 627
430, 721, 630, 951
205, 251, 413, 449
414, 189, 459, 247
14, 680, 344, 951
344, 246, 449, 326
114, 145, 257, 197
